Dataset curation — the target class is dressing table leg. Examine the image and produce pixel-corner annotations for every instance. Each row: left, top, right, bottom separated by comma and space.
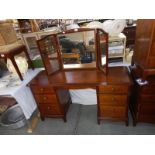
63, 115, 67, 122
126, 118, 129, 126
40, 116, 45, 121
97, 119, 100, 125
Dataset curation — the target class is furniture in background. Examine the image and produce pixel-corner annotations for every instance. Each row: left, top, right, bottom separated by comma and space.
108, 33, 126, 62
130, 19, 155, 125
17, 29, 60, 67
28, 28, 132, 125
123, 24, 136, 48
0, 97, 17, 114
0, 20, 34, 80
130, 66, 155, 126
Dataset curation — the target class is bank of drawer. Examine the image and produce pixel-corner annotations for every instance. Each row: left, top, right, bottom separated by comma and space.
34, 94, 58, 104
31, 85, 54, 94
140, 85, 155, 94
139, 95, 155, 103
99, 94, 127, 106
100, 106, 126, 118
39, 104, 61, 115
98, 85, 128, 94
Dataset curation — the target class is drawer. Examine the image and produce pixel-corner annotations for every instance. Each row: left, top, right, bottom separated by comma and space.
140, 85, 155, 94
39, 104, 62, 115
34, 94, 58, 104
100, 106, 126, 118
31, 85, 54, 94
140, 95, 155, 103
139, 104, 155, 115
98, 85, 128, 94
99, 94, 127, 106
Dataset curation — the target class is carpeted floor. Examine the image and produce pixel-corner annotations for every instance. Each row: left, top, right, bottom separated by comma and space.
0, 104, 155, 135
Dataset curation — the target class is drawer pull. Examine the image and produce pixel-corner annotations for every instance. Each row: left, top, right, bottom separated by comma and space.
43, 97, 47, 100
111, 88, 115, 91
112, 97, 114, 101
40, 88, 44, 92
47, 106, 50, 110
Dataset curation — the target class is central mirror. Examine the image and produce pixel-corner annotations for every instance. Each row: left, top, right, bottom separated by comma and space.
57, 29, 96, 69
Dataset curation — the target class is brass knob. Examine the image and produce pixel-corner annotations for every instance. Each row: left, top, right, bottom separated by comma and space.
43, 97, 47, 100
112, 88, 114, 91
40, 88, 44, 92
112, 97, 114, 101
47, 106, 50, 110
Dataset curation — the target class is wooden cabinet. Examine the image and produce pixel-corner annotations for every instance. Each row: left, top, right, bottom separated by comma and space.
123, 24, 136, 47
130, 66, 155, 125
97, 84, 129, 126
129, 20, 155, 125
131, 20, 155, 80
29, 71, 71, 121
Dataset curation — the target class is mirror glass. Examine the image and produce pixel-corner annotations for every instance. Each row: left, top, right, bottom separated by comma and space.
98, 30, 107, 66
57, 30, 96, 69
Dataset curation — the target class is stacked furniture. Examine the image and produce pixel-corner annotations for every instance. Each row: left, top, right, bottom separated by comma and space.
129, 19, 155, 125
108, 33, 126, 62
0, 20, 34, 80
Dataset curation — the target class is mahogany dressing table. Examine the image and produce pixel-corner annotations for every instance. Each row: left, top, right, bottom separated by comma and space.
28, 28, 132, 125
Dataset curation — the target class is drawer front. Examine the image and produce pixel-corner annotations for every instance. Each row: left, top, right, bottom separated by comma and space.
35, 94, 58, 104
140, 95, 155, 103
141, 85, 155, 94
39, 104, 62, 115
31, 85, 54, 94
100, 106, 126, 118
139, 104, 155, 115
98, 85, 128, 94
99, 94, 127, 106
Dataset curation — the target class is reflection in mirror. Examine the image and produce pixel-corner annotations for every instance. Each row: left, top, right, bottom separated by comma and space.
58, 30, 96, 69
38, 35, 60, 74
99, 30, 107, 66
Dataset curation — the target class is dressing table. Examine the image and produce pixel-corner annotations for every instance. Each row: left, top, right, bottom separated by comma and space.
28, 28, 132, 125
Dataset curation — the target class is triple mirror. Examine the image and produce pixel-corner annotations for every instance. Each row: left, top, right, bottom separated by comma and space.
37, 28, 108, 75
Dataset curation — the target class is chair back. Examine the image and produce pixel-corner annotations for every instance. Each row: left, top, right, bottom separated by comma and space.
0, 21, 17, 46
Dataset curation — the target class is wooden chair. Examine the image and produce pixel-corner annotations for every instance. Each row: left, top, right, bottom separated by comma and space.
0, 20, 34, 80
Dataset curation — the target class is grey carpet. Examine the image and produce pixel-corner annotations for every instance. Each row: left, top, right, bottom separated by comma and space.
0, 104, 155, 135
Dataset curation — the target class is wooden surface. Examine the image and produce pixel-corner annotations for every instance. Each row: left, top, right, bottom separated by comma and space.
29, 66, 132, 125
132, 19, 155, 79
129, 66, 155, 125
123, 25, 136, 47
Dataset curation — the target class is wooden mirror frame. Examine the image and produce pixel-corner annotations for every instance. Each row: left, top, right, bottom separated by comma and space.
37, 28, 108, 75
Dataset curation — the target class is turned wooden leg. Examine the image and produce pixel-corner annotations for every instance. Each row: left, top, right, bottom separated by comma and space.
23, 47, 34, 70
133, 120, 137, 126
40, 116, 45, 121
97, 118, 100, 125
10, 57, 23, 81
126, 119, 129, 126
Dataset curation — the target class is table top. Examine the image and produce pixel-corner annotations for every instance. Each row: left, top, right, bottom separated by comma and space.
29, 66, 132, 87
